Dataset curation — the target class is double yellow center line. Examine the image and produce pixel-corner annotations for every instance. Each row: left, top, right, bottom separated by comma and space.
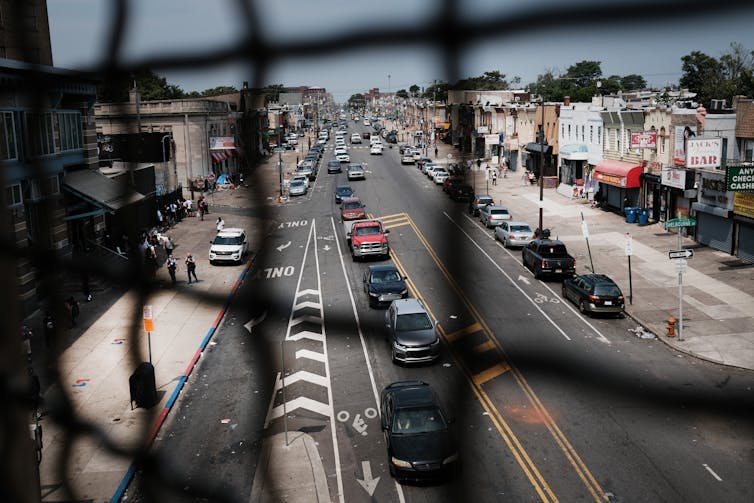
377, 212, 607, 503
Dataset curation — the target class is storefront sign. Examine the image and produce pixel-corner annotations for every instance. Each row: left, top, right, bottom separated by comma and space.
484, 134, 500, 145
734, 192, 754, 219
630, 132, 657, 149
210, 136, 236, 150
661, 167, 687, 189
673, 125, 697, 166
726, 165, 754, 192
686, 138, 722, 169
699, 172, 732, 209
594, 173, 625, 187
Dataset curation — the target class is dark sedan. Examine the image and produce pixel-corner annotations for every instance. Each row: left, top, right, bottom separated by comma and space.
562, 273, 625, 316
380, 380, 459, 483
363, 264, 408, 308
334, 185, 354, 203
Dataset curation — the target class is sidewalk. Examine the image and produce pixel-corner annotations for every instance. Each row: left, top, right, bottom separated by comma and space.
432, 140, 754, 371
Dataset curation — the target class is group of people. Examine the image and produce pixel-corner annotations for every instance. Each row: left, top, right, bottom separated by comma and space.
156, 198, 202, 230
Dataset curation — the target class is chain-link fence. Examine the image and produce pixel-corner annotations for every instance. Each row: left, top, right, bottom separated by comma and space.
3, 1, 754, 502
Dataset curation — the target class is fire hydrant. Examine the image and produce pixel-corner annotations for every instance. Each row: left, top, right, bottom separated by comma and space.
666, 316, 677, 337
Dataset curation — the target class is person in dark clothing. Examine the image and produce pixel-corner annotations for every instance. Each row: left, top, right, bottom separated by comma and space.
166, 254, 178, 285
65, 297, 80, 327
185, 253, 198, 283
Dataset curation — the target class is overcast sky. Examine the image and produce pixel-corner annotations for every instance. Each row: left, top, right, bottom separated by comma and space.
47, 0, 754, 101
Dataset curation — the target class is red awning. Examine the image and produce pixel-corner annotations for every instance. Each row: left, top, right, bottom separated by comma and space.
593, 160, 643, 188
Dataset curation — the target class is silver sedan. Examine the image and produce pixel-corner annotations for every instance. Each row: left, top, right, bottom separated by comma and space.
494, 220, 535, 247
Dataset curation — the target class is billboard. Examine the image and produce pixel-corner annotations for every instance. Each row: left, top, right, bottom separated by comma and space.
673, 125, 697, 166
725, 165, 754, 192
630, 132, 657, 149
96, 133, 171, 162
686, 138, 722, 169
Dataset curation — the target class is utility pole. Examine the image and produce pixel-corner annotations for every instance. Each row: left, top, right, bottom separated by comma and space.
538, 101, 545, 233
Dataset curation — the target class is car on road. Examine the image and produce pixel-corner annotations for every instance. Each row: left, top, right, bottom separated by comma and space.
363, 264, 408, 308
209, 228, 248, 265
562, 274, 625, 316
335, 185, 354, 203
468, 194, 494, 216
335, 148, 350, 163
286, 134, 298, 146
351, 133, 362, 144
494, 221, 535, 248
479, 204, 512, 227
327, 159, 342, 173
340, 197, 366, 221
288, 179, 307, 197
370, 144, 383, 155
291, 174, 309, 189
442, 176, 464, 193
522, 239, 576, 279
449, 184, 474, 202
417, 157, 433, 169
432, 168, 450, 184
380, 380, 458, 482
347, 163, 365, 180
384, 298, 440, 364
411, 150, 422, 161
401, 151, 414, 164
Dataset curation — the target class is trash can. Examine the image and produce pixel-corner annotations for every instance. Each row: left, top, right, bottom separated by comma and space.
625, 207, 638, 224
129, 362, 158, 409
637, 209, 649, 225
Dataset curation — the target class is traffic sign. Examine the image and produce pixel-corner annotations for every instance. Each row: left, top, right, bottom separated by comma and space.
664, 218, 696, 229
668, 249, 694, 260
625, 233, 633, 256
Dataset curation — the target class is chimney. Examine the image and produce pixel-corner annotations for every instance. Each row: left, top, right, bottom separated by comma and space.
564, 96, 571, 106
128, 89, 141, 104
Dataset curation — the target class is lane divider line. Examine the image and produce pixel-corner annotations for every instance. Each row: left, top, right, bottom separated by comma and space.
109, 258, 254, 503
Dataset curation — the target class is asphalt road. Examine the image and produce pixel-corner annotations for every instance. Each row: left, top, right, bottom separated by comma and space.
130, 124, 754, 503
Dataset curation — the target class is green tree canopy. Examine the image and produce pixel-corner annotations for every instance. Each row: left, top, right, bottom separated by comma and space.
408, 84, 421, 97
679, 43, 754, 108
97, 69, 187, 103
201, 85, 239, 97
348, 93, 366, 107
453, 71, 509, 90
422, 81, 449, 102
395, 89, 409, 99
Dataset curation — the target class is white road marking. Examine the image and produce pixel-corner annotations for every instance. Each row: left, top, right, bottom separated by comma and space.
702, 463, 723, 481
285, 330, 324, 342
330, 216, 405, 502
295, 349, 326, 363
271, 370, 328, 390
276, 241, 291, 251
356, 461, 380, 496
293, 300, 323, 311
265, 396, 331, 424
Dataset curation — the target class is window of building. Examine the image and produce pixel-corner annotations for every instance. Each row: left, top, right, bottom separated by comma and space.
29, 175, 60, 201
567, 124, 571, 140
598, 126, 602, 145
6, 183, 22, 207
581, 125, 585, 141
25, 112, 55, 156
626, 129, 631, 150
1, 111, 17, 160
589, 125, 594, 144
57, 112, 83, 151
561, 123, 565, 139
616, 129, 621, 152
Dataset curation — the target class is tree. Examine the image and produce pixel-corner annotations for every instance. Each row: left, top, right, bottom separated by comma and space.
348, 93, 366, 107
620, 74, 647, 91
396, 89, 409, 99
679, 44, 754, 108
679, 51, 723, 107
97, 69, 187, 102
421, 81, 449, 102
453, 71, 509, 90
409, 84, 421, 97
201, 85, 238, 97
565, 61, 602, 88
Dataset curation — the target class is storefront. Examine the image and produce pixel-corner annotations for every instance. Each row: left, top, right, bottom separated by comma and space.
692, 171, 733, 253
640, 172, 662, 222
733, 192, 754, 263
592, 160, 642, 211
558, 144, 588, 199
661, 167, 696, 228
503, 136, 519, 172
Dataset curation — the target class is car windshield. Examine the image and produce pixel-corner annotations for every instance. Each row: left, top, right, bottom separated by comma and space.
213, 236, 243, 245
343, 202, 362, 210
349, 166, 361, 171
594, 284, 622, 296
479, 197, 493, 205
511, 225, 532, 232
490, 209, 509, 215
395, 313, 433, 331
336, 187, 352, 194
371, 270, 401, 283
392, 406, 447, 434
355, 226, 380, 236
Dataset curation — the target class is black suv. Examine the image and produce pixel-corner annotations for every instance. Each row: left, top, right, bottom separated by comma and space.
562, 274, 625, 316
363, 264, 408, 308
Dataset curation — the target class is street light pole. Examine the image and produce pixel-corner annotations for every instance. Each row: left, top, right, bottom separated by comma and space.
538, 102, 545, 233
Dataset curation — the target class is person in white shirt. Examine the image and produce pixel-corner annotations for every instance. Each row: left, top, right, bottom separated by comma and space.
216, 217, 224, 232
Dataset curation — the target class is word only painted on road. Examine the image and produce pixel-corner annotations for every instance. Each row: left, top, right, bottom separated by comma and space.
253, 266, 296, 280
278, 220, 309, 228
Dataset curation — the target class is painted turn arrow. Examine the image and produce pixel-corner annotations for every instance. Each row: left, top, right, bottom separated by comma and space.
356, 460, 380, 496
276, 241, 291, 252
518, 275, 531, 285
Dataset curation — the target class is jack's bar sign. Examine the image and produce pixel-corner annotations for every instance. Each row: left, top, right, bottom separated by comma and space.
726, 166, 754, 192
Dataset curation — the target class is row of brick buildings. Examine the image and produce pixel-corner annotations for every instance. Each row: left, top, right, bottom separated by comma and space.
397, 90, 754, 264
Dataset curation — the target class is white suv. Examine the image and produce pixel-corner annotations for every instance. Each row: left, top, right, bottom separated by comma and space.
209, 228, 248, 264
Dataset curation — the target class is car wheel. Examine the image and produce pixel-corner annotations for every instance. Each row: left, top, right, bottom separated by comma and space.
579, 299, 587, 314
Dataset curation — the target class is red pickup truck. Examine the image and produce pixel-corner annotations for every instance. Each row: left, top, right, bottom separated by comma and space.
346, 220, 390, 260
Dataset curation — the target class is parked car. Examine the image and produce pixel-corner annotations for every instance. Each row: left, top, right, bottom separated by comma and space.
384, 298, 440, 364
327, 159, 342, 174
335, 185, 354, 203
417, 157, 433, 169
479, 205, 512, 227
288, 179, 308, 197
522, 239, 577, 279
209, 228, 248, 265
468, 194, 494, 216
432, 168, 450, 184
401, 152, 414, 164
291, 174, 309, 189
494, 221, 535, 248
442, 176, 464, 193
450, 184, 475, 202
347, 163, 365, 180
380, 380, 459, 482
562, 274, 625, 316
340, 197, 366, 221
363, 264, 408, 308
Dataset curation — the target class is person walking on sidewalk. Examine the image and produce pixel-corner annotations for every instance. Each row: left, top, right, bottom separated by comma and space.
166, 254, 178, 285
164, 235, 175, 256
185, 253, 198, 283
65, 296, 80, 327
216, 216, 224, 233
491, 169, 498, 186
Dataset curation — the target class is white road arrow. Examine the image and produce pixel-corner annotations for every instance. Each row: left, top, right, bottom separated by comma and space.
323, 245, 331, 251
356, 461, 380, 496
243, 310, 267, 334
276, 241, 291, 252
518, 275, 531, 285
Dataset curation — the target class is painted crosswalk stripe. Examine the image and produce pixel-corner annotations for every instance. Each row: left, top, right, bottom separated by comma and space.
286, 330, 324, 342
296, 349, 327, 363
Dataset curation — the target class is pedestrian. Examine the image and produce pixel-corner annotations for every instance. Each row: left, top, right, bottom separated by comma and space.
156, 208, 164, 228
185, 253, 198, 283
145, 243, 158, 276
164, 235, 175, 256
434, 146, 438, 159
42, 312, 54, 347
169, 201, 178, 224
198, 197, 205, 221
216, 217, 224, 233
492, 169, 498, 186
166, 254, 178, 285
65, 296, 80, 327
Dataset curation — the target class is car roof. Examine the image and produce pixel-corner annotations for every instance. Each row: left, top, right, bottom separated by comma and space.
348, 163, 363, 168
217, 228, 245, 237
385, 381, 437, 408
575, 274, 616, 284
341, 197, 362, 204
336, 185, 353, 191
390, 298, 428, 315
485, 205, 508, 211
507, 221, 531, 227
368, 264, 399, 273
